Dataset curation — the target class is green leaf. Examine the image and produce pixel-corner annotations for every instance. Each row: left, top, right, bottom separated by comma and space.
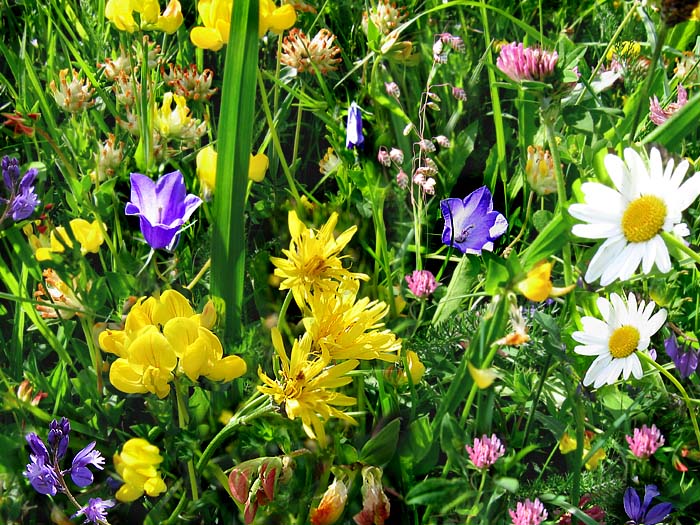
401, 415, 433, 464
483, 252, 509, 296
493, 477, 519, 493
432, 255, 479, 324
532, 209, 554, 233
405, 478, 468, 506
520, 212, 572, 268
360, 419, 400, 467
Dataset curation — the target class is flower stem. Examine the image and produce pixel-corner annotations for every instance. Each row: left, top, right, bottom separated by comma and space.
638, 352, 700, 446
174, 379, 199, 502
661, 231, 700, 266
185, 258, 211, 291
465, 469, 488, 525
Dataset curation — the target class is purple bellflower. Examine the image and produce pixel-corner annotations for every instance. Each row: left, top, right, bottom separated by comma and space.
0, 155, 40, 222
664, 333, 699, 379
624, 485, 673, 525
126, 171, 202, 250
73, 497, 115, 524
346, 102, 364, 149
440, 186, 508, 255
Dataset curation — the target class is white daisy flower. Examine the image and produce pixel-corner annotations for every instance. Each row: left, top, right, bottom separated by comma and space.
573, 292, 667, 388
569, 147, 700, 285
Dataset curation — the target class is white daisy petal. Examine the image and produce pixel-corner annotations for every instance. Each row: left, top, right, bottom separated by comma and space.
654, 238, 672, 273
575, 344, 608, 356
670, 159, 690, 189
677, 172, 700, 210
629, 354, 643, 379
646, 309, 668, 335
596, 297, 611, 321
603, 153, 627, 192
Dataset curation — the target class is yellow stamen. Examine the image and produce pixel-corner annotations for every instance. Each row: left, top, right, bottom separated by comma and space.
608, 325, 640, 359
621, 195, 666, 243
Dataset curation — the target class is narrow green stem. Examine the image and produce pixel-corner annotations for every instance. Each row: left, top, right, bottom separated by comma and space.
196, 393, 272, 474
465, 469, 488, 525
662, 231, 700, 265
186, 258, 211, 291
521, 351, 552, 447
571, 396, 586, 521
639, 352, 700, 446
175, 380, 199, 502
256, 69, 302, 204
80, 316, 103, 396
629, 22, 668, 140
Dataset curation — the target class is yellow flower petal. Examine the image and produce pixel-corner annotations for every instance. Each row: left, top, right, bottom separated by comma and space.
468, 362, 498, 389
206, 354, 247, 382
248, 152, 269, 182
109, 359, 149, 395
156, 0, 183, 34
69, 218, 105, 254
516, 262, 553, 302
196, 145, 218, 193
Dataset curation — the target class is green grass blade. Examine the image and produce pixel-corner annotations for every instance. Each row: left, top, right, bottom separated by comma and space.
210, 0, 259, 342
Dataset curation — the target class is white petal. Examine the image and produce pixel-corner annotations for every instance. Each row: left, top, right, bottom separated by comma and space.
646, 309, 667, 336
649, 147, 663, 180
575, 344, 608, 356
629, 354, 643, 379
677, 172, 700, 210
596, 297, 611, 321
673, 223, 690, 238
654, 238, 672, 272
670, 159, 691, 189
581, 317, 610, 336
641, 238, 656, 274
586, 236, 626, 284
604, 153, 627, 192
572, 222, 622, 239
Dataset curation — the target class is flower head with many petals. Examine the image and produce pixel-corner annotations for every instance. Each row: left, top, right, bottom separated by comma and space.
1, 155, 40, 223
257, 329, 358, 444
509, 497, 548, 525
440, 186, 508, 254
497, 42, 558, 82
113, 438, 167, 502
569, 147, 700, 285
627, 424, 665, 459
465, 434, 505, 470
270, 211, 368, 308
573, 292, 667, 388
126, 171, 202, 250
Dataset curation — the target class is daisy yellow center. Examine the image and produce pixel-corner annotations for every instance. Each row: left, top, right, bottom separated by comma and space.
621, 195, 666, 243
608, 325, 640, 359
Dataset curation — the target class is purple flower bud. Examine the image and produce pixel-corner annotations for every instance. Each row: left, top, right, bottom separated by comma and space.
665, 333, 699, 379
48, 417, 71, 460
346, 102, 364, 150
26, 433, 50, 463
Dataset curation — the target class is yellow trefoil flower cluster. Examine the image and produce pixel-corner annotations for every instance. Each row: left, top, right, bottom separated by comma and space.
99, 290, 246, 398
154, 93, 207, 143
106, 0, 183, 34
195, 145, 269, 197
190, 0, 296, 51
262, 212, 404, 443
113, 438, 167, 502
27, 219, 105, 261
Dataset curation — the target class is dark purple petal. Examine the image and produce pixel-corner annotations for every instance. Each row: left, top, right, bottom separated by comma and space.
26, 433, 50, 463
18, 168, 38, 192
664, 334, 699, 379
48, 418, 70, 459
624, 487, 642, 521
643, 502, 673, 525
71, 441, 105, 487
9, 192, 40, 221
641, 485, 660, 513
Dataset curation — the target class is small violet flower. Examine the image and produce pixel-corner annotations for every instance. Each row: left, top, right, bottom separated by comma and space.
24, 436, 61, 496
626, 424, 665, 459
405, 270, 439, 299
73, 497, 116, 524
71, 441, 106, 487
346, 102, 364, 149
126, 171, 202, 250
624, 485, 672, 525
48, 417, 71, 460
1, 155, 40, 222
664, 333, 699, 379
509, 497, 548, 525
465, 434, 505, 470
440, 186, 508, 255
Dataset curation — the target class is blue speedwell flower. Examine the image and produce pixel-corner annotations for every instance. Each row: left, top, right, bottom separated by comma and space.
624, 485, 672, 525
125, 170, 202, 250
346, 102, 364, 149
0, 155, 40, 222
440, 186, 508, 254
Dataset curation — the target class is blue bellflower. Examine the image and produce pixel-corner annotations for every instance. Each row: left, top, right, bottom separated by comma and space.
73, 497, 115, 524
664, 333, 699, 379
440, 186, 508, 254
125, 171, 202, 250
624, 485, 673, 525
0, 155, 40, 222
346, 102, 364, 149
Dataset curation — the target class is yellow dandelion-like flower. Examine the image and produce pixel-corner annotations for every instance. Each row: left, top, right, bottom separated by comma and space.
303, 287, 401, 362
270, 211, 368, 308
257, 329, 358, 444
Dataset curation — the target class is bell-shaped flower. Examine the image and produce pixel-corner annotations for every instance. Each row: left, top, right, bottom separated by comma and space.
113, 438, 167, 502
108, 326, 178, 398
125, 170, 202, 250
346, 102, 364, 149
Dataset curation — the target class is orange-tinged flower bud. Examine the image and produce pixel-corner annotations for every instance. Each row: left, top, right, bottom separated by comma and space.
310, 478, 348, 525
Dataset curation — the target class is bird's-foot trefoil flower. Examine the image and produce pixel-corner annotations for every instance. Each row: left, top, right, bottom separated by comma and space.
569, 147, 700, 285
440, 186, 508, 255
125, 171, 202, 250
516, 261, 574, 302
113, 437, 167, 502
310, 477, 348, 525
573, 292, 667, 388
353, 466, 390, 525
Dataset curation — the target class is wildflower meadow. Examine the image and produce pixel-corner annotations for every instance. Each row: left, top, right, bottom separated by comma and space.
3, 0, 700, 523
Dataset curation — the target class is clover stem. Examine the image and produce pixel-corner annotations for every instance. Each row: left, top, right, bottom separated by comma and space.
174, 379, 199, 502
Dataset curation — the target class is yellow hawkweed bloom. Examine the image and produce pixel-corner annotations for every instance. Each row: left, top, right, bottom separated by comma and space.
303, 287, 400, 362
516, 261, 574, 302
113, 438, 167, 502
105, 0, 182, 34
270, 211, 368, 308
190, 0, 296, 51
257, 329, 358, 444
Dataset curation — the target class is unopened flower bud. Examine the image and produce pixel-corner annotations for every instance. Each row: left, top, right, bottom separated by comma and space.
402, 122, 414, 136
422, 177, 436, 194
418, 139, 436, 152
389, 147, 404, 164
396, 169, 409, 189
310, 478, 348, 525
377, 148, 391, 167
